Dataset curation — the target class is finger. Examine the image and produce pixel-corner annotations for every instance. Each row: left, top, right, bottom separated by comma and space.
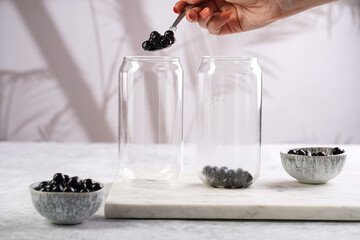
174, 0, 206, 13
198, 7, 213, 29
207, 11, 232, 35
186, 7, 202, 22
174, 1, 187, 13
182, 0, 207, 4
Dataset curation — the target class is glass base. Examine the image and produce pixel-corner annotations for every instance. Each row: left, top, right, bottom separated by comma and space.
120, 168, 180, 183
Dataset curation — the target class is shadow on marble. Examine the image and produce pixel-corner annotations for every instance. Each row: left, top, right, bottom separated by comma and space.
42, 215, 120, 230
257, 180, 329, 191
186, 183, 208, 189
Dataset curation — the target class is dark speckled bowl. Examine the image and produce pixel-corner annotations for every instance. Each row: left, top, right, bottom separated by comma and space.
29, 182, 104, 224
280, 147, 347, 184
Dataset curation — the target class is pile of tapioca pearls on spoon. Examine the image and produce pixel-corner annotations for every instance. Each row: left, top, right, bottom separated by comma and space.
142, 4, 195, 51
142, 30, 176, 51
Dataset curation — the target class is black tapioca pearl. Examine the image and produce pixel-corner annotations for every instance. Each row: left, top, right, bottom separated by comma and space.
92, 183, 102, 191
209, 167, 219, 177
60, 182, 67, 189
333, 147, 344, 155
224, 169, 235, 188
153, 40, 162, 49
38, 181, 49, 189
164, 30, 175, 44
304, 150, 312, 156
52, 184, 64, 192
64, 174, 70, 183
212, 179, 222, 188
207, 167, 218, 184
227, 169, 236, 176
164, 30, 174, 38
316, 152, 327, 156
288, 149, 296, 155
219, 166, 228, 171
43, 184, 52, 192
68, 176, 82, 190
245, 172, 253, 185
82, 179, 93, 191
213, 167, 227, 187
168, 36, 176, 44
160, 37, 171, 48
63, 186, 75, 192
235, 169, 253, 188
202, 165, 212, 176
149, 31, 161, 40
142, 40, 154, 51
48, 180, 58, 189
234, 169, 247, 188
217, 167, 228, 177
296, 150, 306, 156
53, 173, 65, 184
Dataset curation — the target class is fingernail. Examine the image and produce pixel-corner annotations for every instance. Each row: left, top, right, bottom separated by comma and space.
186, 14, 192, 22
173, 7, 179, 14
200, 8, 211, 18
189, 12, 196, 21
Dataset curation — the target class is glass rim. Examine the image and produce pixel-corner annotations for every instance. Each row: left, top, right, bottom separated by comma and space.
202, 56, 258, 61
124, 56, 180, 62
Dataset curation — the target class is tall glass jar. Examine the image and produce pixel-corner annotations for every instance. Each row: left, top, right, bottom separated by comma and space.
196, 57, 262, 188
118, 56, 183, 182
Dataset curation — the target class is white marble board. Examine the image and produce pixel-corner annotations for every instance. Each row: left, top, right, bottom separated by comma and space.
105, 172, 360, 221
105, 145, 360, 221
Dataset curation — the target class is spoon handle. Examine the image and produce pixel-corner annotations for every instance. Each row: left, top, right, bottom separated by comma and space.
169, 4, 195, 31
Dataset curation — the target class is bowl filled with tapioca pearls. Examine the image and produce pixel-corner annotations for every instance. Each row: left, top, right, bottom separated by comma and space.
29, 173, 104, 224
280, 147, 347, 184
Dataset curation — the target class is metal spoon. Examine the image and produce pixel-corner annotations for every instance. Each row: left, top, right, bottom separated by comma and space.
169, 4, 195, 32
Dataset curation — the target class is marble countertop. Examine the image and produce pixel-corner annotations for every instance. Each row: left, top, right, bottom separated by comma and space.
1, 142, 359, 240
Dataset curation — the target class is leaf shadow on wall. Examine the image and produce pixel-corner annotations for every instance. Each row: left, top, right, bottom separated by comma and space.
12, 0, 115, 142
0, 69, 61, 141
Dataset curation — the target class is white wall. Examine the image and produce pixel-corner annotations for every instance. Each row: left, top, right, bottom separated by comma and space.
0, 0, 359, 143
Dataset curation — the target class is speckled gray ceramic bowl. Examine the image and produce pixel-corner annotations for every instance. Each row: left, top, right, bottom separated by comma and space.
280, 147, 346, 184
29, 182, 104, 224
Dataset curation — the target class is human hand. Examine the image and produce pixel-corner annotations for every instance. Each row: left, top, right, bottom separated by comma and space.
173, 0, 336, 35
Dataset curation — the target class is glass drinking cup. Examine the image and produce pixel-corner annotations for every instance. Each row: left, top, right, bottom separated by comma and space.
118, 56, 183, 183
196, 56, 262, 188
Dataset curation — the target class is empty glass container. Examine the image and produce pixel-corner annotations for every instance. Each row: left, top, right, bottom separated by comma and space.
196, 56, 262, 188
118, 56, 183, 182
